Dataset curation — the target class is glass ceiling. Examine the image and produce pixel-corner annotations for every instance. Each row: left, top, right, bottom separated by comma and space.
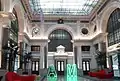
29, 0, 101, 16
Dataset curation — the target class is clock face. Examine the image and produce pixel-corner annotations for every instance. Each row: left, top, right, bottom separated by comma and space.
32, 27, 40, 36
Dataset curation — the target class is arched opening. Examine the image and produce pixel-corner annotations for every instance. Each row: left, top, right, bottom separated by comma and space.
107, 8, 120, 73
2, 8, 19, 71
11, 8, 19, 72
48, 29, 73, 52
107, 8, 120, 46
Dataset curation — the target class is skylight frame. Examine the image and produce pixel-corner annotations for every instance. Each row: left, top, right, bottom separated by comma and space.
29, 0, 101, 16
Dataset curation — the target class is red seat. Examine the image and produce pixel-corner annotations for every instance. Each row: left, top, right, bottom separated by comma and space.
21, 75, 36, 81
6, 72, 36, 81
88, 70, 113, 79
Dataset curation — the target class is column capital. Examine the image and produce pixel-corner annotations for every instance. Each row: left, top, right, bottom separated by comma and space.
40, 45, 44, 47
40, 42, 48, 47
0, 11, 16, 23
40, 44, 47, 47
74, 44, 81, 47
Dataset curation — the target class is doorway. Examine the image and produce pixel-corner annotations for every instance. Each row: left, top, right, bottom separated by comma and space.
31, 61, 39, 75
56, 61, 65, 75
82, 61, 90, 75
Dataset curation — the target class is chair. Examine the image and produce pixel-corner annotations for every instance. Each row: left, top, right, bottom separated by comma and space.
88, 70, 113, 79
6, 72, 36, 81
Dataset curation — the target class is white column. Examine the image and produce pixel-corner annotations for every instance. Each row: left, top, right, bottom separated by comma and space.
40, 46, 44, 69
90, 45, 97, 69
73, 46, 75, 64
28, 60, 32, 75
77, 46, 82, 69
40, 24, 45, 39
0, 24, 3, 68
47, 45, 48, 68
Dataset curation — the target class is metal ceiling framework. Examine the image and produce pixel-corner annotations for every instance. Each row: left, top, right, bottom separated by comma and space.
21, 0, 107, 21
29, 0, 101, 16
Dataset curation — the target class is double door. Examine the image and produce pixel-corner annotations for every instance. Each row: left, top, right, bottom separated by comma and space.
82, 61, 90, 75
56, 61, 65, 75
31, 61, 39, 75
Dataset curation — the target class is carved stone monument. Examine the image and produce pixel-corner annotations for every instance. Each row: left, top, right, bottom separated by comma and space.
47, 65, 57, 81
66, 64, 77, 81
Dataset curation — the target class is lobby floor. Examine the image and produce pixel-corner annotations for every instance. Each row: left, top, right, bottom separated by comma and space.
43, 76, 120, 81
83, 76, 120, 81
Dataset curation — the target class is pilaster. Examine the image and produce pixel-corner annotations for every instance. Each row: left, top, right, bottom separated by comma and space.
0, 11, 16, 69
74, 42, 82, 69
40, 46, 45, 69
0, 24, 3, 68
77, 46, 82, 69
90, 45, 97, 69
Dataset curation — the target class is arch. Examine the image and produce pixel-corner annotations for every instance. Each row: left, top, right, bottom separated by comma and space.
49, 29, 72, 40
48, 29, 73, 52
11, 3, 24, 34
11, 3, 25, 42
107, 8, 120, 46
46, 24, 75, 39
100, 1, 120, 33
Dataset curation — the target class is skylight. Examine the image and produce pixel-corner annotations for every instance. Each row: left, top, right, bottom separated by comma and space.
29, 0, 102, 16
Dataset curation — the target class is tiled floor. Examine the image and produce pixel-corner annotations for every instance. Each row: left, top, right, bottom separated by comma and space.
43, 76, 120, 81
83, 76, 120, 81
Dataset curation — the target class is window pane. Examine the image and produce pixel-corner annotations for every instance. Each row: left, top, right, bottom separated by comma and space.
83, 62, 86, 71
14, 55, 19, 72
58, 62, 60, 71
81, 46, 90, 51
86, 62, 89, 71
107, 8, 120, 46
31, 45, 40, 51
61, 62, 64, 71
29, 0, 103, 15
36, 62, 38, 71
48, 29, 72, 52
32, 62, 35, 71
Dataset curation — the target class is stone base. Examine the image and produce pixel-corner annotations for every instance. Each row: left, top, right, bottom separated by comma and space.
17, 68, 23, 75
0, 69, 7, 81
78, 69, 83, 76
39, 69, 47, 76
27, 69, 32, 75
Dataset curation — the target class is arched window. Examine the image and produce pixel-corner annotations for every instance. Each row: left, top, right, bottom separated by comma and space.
48, 29, 73, 52
10, 8, 19, 45
107, 8, 120, 46
12, 9, 19, 72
